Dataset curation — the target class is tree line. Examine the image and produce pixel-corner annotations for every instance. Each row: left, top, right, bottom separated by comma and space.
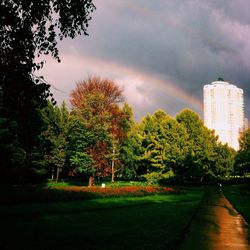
1, 0, 249, 185
3, 74, 248, 185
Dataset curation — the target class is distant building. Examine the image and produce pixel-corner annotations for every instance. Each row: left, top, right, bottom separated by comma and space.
203, 79, 245, 150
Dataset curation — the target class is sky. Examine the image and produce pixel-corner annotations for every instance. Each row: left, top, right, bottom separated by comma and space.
40, 0, 250, 120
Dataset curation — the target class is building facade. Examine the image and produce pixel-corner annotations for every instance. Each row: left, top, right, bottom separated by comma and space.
203, 79, 244, 150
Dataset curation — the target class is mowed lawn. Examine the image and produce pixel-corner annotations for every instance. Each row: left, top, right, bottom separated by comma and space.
223, 184, 250, 223
0, 187, 204, 250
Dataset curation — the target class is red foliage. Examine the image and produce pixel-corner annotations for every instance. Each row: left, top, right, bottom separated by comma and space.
69, 76, 128, 179
70, 76, 124, 110
51, 186, 181, 198
88, 141, 110, 177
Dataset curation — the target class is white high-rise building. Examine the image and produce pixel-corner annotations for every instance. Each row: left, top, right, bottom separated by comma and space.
203, 79, 244, 150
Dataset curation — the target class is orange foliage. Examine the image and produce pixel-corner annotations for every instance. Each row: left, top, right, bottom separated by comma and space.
51, 186, 180, 198
88, 141, 110, 177
69, 76, 129, 179
70, 76, 124, 110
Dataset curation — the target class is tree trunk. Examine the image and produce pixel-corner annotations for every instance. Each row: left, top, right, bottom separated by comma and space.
111, 147, 115, 183
56, 166, 60, 183
51, 167, 54, 180
89, 176, 94, 187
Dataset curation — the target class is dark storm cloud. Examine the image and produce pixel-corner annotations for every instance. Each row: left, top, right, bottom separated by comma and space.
53, 0, 250, 118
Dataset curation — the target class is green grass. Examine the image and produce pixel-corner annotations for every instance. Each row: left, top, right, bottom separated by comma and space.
46, 180, 150, 188
103, 180, 150, 187
0, 187, 204, 250
223, 185, 250, 223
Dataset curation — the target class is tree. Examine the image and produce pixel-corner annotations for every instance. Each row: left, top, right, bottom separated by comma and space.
65, 115, 96, 182
235, 129, 250, 175
159, 114, 189, 180
120, 123, 144, 180
109, 103, 134, 182
0, 0, 96, 183
212, 143, 235, 177
70, 76, 124, 110
29, 101, 69, 182
42, 101, 69, 182
176, 109, 234, 181
70, 76, 127, 183
140, 110, 189, 182
121, 110, 188, 183
176, 109, 207, 179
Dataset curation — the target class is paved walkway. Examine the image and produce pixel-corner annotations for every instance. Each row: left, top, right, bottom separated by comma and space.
180, 186, 250, 250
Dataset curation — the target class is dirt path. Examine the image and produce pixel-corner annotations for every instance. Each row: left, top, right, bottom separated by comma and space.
180, 186, 250, 250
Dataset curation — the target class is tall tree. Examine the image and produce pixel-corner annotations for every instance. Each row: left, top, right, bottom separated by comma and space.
176, 109, 212, 179
109, 103, 134, 182
65, 114, 96, 183
120, 123, 144, 179
70, 76, 126, 183
122, 110, 189, 182
41, 101, 69, 182
0, 0, 95, 183
176, 109, 234, 180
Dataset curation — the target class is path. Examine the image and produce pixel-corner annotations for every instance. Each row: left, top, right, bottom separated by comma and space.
180, 186, 250, 250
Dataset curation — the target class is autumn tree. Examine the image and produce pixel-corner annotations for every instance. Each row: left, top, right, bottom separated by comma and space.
70, 76, 128, 184
109, 103, 134, 182
0, 0, 95, 183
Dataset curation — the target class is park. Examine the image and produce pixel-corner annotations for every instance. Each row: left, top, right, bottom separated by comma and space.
1, 181, 250, 249
1, 1, 250, 249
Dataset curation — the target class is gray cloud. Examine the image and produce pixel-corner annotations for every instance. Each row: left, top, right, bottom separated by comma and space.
45, 0, 250, 119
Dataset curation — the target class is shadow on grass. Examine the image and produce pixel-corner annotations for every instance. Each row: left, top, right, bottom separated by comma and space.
0, 187, 204, 250
0, 184, 186, 205
0, 185, 99, 205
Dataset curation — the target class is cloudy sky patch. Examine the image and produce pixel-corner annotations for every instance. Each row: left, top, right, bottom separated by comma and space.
40, 0, 250, 119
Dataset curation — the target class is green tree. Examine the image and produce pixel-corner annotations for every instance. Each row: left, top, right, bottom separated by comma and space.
0, 0, 95, 183
31, 101, 69, 182
122, 110, 188, 182
65, 115, 96, 181
176, 109, 207, 179
176, 109, 234, 181
212, 143, 235, 177
120, 123, 144, 179
235, 129, 250, 175
145, 110, 189, 182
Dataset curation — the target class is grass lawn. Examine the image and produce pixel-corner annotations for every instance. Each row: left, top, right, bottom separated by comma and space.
223, 184, 250, 223
0, 186, 203, 250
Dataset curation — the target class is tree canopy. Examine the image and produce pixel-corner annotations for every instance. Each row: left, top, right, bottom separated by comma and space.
0, 0, 95, 183
69, 76, 132, 184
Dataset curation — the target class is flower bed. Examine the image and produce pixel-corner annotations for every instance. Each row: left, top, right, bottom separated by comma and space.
51, 186, 184, 198
1, 185, 185, 205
